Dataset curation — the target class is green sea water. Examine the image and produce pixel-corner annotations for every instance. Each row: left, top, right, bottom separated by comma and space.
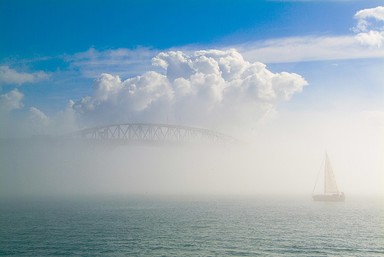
0, 196, 383, 256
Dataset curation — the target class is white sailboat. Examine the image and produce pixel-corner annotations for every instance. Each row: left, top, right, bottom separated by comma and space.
312, 153, 345, 202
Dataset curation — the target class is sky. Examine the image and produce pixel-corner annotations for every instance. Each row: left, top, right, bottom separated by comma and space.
0, 0, 383, 198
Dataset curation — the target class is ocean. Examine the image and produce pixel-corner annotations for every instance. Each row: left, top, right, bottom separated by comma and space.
0, 196, 383, 256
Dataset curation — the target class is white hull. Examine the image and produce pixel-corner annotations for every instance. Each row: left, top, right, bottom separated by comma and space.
312, 193, 345, 202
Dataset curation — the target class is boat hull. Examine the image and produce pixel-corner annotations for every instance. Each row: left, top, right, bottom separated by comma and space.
312, 193, 345, 202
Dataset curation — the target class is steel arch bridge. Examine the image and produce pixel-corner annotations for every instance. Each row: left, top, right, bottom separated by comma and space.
71, 123, 237, 146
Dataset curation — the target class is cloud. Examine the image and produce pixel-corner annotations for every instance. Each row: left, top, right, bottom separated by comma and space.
0, 89, 24, 113
71, 49, 307, 131
233, 6, 384, 63
66, 47, 158, 79
0, 89, 24, 137
28, 107, 50, 134
237, 35, 384, 63
353, 6, 384, 47
0, 65, 49, 86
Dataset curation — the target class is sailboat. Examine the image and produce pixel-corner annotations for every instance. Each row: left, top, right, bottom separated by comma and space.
312, 153, 345, 202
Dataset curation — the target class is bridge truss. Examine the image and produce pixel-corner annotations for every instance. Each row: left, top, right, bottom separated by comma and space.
72, 123, 237, 146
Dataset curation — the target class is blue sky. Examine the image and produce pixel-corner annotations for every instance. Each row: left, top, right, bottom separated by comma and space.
1, 0, 381, 57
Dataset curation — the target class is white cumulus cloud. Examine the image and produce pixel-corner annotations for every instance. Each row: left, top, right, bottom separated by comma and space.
72, 49, 307, 130
354, 6, 384, 47
0, 65, 49, 86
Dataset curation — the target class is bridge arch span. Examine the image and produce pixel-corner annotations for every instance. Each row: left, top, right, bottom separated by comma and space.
73, 123, 237, 146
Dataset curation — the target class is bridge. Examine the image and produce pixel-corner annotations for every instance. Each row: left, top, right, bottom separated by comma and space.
71, 123, 238, 146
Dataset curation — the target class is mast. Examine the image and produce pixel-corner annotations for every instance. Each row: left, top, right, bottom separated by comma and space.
324, 153, 327, 194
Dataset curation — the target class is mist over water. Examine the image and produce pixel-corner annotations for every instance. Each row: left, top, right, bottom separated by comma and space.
1, 123, 382, 199
1, 137, 300, 198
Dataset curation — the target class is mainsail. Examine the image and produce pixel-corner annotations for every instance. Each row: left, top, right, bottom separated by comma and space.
324, 153, 339, 195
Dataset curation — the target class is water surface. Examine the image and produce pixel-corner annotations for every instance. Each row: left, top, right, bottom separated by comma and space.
1, 196, 383, 256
